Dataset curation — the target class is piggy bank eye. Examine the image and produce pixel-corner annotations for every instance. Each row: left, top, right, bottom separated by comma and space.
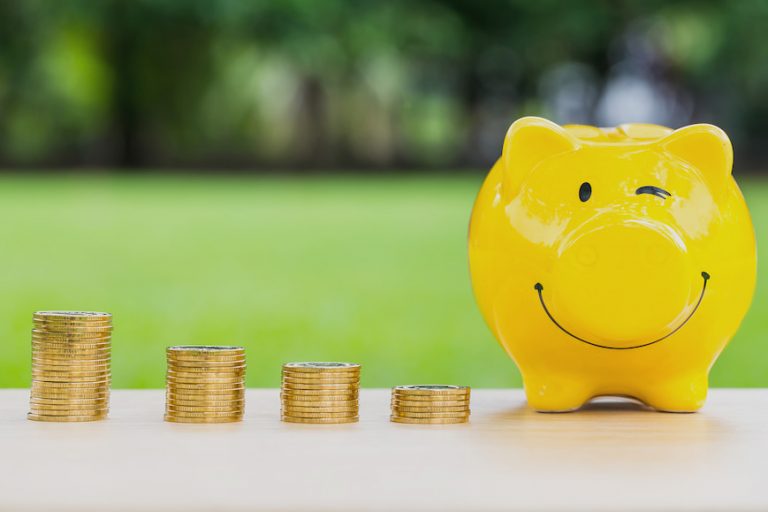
579, 182, 592, 202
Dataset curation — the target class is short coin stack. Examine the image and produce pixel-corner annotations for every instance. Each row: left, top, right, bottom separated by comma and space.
28, 311, 112, 422
281, 362, 360, 424
390, 385, 471, 424
165, 346, 246, 423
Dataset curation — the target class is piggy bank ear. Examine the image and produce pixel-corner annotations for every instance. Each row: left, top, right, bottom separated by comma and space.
660, 124, 733, 180
502, 117, 578, 197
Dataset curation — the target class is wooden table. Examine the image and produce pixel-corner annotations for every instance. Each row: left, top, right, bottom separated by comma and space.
0, 389, 765, 511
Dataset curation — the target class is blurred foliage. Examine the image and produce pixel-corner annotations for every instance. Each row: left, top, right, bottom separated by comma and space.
0, 0, 766, 169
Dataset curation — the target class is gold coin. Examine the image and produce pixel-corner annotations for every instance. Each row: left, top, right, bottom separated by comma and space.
31, 377, 111, 385
167, 360, 246, 369
27, 407, 108, 416
33, 321, 113, 330
392, 405, 469, 413
164, 414, 241, 424
280, 389, 358, 397
32, 368, 111, 377
166, 369, 244, 378
30, 381, 109, 398
28, 413, 108, 422
166, 389, 244, 399
391, 394, 470, 402
168, 350, 246, 359
167, 399, 244, 408
31, 394, 109, 402
391, 399, 470, 408
390, 415, 468, 424
32, 343, 111, 353
282, 373, 360, 384
280, 394, 358, 404
167, 366, 245, 378
32, 354, 110, 363
166, 390, 242, 397
31, 378, 109, 387
30, 397, 109, 405
167, 382, 244, 391
31, 341, 111, 350
281, 401, 358, 410
32, 333, 110, 340
32, 362, 111, 371
166, 404, 244, 413
166, 376, 243, 385
34, 310, 111, 318
391, 410, 470, 418
392, 385, 470, 395
281, 415, 358, 424
165, 410, 244, 418
31, 374, 110, 382
282, 404, 358, 413
280, 410, 357, 419
32, 324, 113, 338
30, 404, 109, 413
167, 346, 245, 357
281, 382, 358, 391
167, 374, 245, 383
282, 362, 360, 373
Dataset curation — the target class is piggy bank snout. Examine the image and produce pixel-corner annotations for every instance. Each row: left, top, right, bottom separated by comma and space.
549, 221, 699, 348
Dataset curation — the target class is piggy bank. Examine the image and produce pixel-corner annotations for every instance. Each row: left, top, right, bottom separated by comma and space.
469, 117, 756, 412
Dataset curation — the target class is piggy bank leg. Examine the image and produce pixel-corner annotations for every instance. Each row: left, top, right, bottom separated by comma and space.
637, 374, 709, 413
523, 375, 593, 412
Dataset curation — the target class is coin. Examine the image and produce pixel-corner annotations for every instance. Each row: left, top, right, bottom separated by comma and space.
281, 415, 358, 424
30, 397, 108, 405
34, 311, 111, 320
27, 413, 108, 422
165, 410, 244, 418
32, 356, 110, 370
392, 405, 469, 413
280, 389, 358, 397
282, 373, 360, 385
166, 358, 245, 366
27, 407, 108, 417
282, 362, 360, 373
30, 403, 109, 413
281, 382, 358, 391
391, 399, 470, 408
166, 375, 244, 388
166, 404, 244, 413
167, 368, 245, 375
392, 385, 470, 395
391, 410, 470, 419
167, 346, 245, 357
164, 414, 242, 424
390, 415, 468, 424
280, 409, 358, 418
167, 381, 245, 390
167, 398, 245, 408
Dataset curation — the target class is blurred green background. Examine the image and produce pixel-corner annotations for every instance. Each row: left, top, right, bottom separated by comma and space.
0, 1, 766, 387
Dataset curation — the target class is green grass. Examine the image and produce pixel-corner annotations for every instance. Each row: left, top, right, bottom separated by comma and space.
0, 174, 765, 388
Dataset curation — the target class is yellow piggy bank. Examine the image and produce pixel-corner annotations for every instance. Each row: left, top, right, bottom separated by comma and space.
469, 117, 756, 412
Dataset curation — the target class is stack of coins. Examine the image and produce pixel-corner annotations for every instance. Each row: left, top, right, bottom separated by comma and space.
390, 385, 471, 424
28, 311, 112, 422
164, 346, 246, 423
281, 362, 360, 424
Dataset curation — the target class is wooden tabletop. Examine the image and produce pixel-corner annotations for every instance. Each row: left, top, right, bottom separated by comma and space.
0, 388, 765, 511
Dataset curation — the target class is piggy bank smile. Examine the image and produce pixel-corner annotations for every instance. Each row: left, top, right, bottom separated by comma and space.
534, 270, 709, 350
469, 117, 756, 412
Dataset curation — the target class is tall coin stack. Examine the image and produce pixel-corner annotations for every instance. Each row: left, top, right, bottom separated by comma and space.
165, 346, 246, 423
390, 385, 471, 424
28, 311, 112, 422
281, 362, 360, 424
